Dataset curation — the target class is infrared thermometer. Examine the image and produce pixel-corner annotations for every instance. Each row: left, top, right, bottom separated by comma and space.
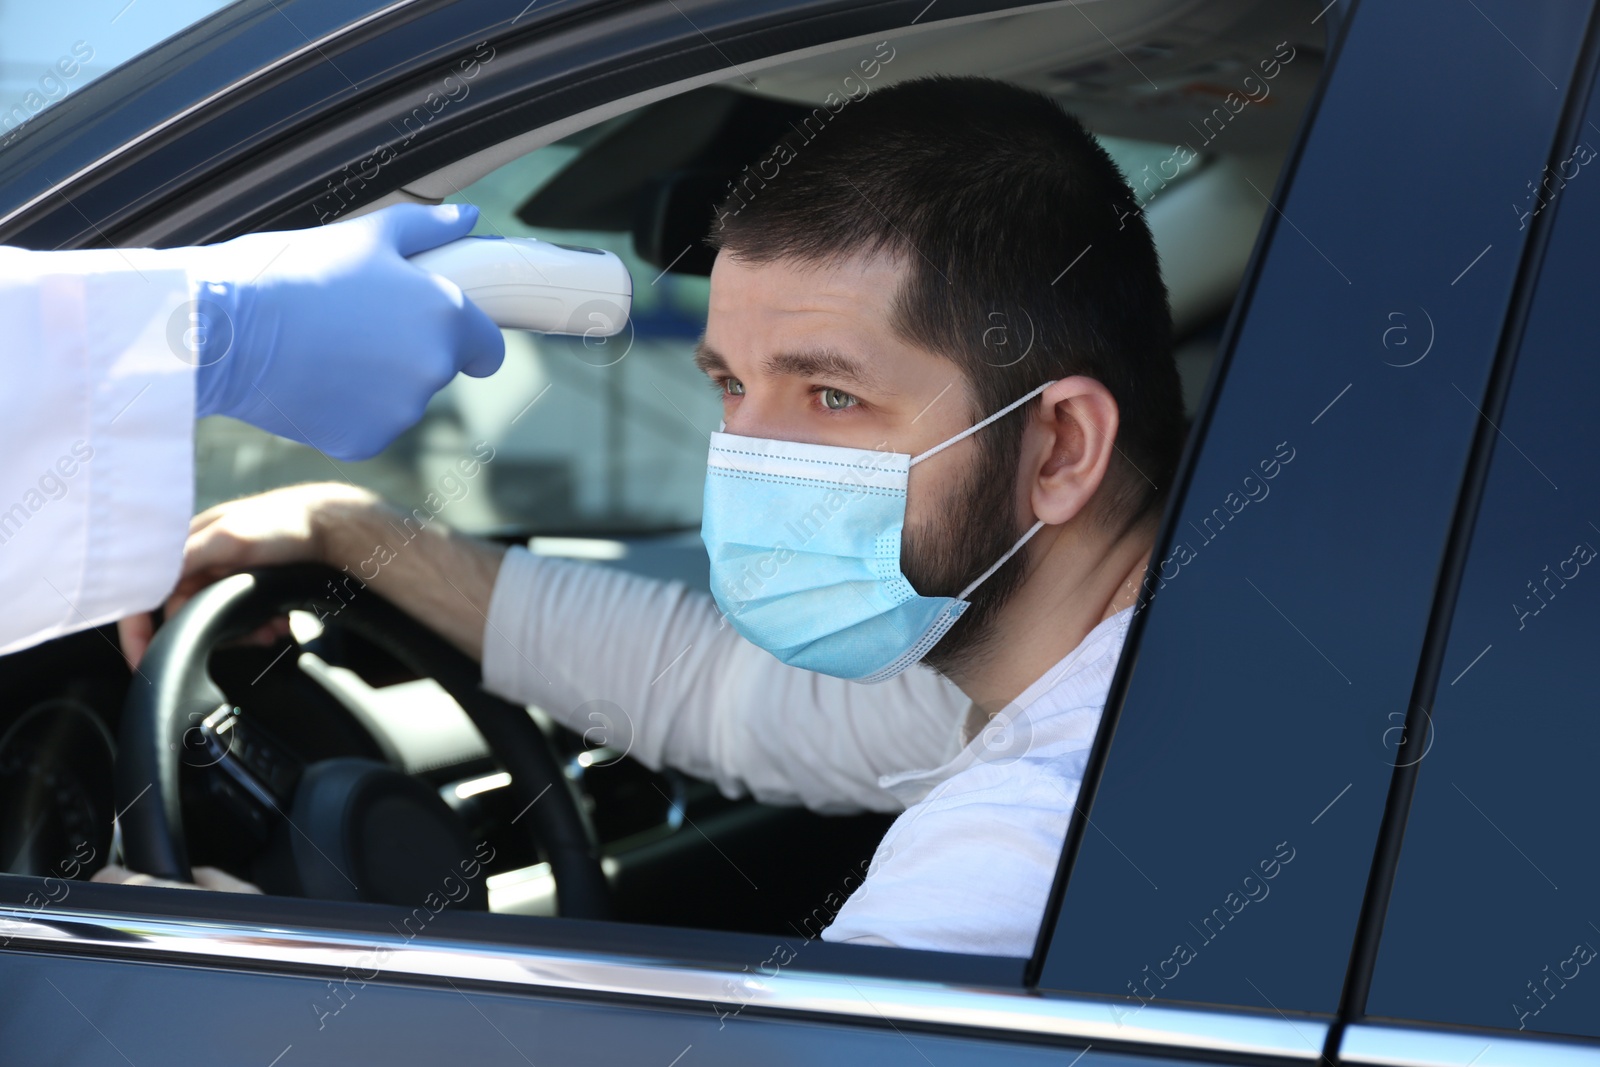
410, 235, 632, 336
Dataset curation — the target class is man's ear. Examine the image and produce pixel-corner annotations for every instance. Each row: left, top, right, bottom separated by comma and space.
1026, 376, 1120, 525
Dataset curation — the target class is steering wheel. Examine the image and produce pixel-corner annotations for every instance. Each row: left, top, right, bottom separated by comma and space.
114, 563, 610, 920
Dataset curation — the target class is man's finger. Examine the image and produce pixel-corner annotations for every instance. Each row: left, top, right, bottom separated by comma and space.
181, 525, 244, 577
118, 614, 153, 670
192, 866, 265, 894
164, 567, 231, 620
187, 504, 227, 536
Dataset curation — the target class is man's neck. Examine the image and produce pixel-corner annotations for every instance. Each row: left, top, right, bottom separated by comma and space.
947, 516, 1154, 720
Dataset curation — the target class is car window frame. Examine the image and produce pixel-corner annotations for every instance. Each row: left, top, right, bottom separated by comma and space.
0, 0, 1083, 996
0, 5, 1346, 1058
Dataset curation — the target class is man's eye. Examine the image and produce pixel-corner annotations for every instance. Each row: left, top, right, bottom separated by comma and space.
821, 388, 858, 410
723, 378, 746, 397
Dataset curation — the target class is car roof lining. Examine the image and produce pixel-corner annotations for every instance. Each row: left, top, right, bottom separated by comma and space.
394, 0, 1318, 198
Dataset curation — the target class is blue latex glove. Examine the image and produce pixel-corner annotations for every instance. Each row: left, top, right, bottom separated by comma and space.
188, 203, 504, 461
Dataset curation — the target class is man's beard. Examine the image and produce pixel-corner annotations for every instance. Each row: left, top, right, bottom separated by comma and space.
899, 434, 1031, 678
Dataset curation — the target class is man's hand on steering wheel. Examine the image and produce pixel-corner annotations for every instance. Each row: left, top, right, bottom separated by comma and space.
120, 482, 507, 670
118, 483, 374, 668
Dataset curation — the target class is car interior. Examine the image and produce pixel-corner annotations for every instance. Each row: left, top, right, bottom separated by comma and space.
0, 0, 1328, 944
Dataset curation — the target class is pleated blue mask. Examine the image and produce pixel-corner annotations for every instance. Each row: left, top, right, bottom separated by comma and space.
701, 382, 1053, 683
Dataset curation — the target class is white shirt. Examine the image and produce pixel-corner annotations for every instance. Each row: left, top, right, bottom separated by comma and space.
825, 607, 1130, 956
481, 544, 1131, 957
0, 247, 198, 656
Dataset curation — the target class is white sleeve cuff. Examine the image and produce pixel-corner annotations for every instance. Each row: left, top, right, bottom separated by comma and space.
481, 544, 548, 705
0, 254, 196, 655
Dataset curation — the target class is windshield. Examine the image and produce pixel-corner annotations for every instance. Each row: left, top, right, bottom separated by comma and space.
0, 0, 236, 141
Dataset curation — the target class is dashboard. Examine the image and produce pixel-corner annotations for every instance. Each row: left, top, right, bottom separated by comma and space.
0, 697, 116, 881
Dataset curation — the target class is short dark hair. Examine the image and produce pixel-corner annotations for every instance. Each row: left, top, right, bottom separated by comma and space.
705, 74, 1184, 529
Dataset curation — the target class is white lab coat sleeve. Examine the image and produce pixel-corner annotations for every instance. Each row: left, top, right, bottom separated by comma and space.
0, 246, 199, 657
480, 546, 971, 813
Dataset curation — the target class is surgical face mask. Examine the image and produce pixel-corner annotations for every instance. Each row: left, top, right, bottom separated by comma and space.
701, 382, 1053, 683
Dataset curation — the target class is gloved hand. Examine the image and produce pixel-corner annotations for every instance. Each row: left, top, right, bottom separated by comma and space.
183, 203, 504, 461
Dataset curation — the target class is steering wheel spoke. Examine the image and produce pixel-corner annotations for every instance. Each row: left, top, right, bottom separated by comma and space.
184, 703, 301, 842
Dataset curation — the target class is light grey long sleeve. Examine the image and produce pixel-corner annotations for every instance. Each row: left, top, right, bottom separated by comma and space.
480, 545, 970, 813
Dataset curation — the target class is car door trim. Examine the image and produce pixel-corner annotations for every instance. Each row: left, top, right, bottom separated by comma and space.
1341, 1023, 1600, 1067
0, 904, 1328, 1058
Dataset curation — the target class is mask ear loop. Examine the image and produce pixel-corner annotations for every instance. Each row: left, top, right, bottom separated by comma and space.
956, 518, 1047, 601
904, 381, 1056, 601
908, 380, 1056, 467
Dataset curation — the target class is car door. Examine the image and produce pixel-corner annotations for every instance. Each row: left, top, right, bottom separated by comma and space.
1, 0, 1593, 1065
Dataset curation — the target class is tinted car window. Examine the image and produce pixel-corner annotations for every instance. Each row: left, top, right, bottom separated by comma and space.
1364, 52, 1600, 1041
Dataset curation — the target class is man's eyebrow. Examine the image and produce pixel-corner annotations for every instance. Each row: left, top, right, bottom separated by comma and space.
694, 342, 885, 393
763, 347, 883, 392
692, 341, 730, 378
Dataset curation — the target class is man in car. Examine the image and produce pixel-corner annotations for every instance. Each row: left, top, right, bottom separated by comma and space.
117, 75, 1186, 958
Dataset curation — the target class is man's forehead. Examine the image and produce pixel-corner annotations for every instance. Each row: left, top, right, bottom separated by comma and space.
700, 250, 921, 389
707, 248, 907, 325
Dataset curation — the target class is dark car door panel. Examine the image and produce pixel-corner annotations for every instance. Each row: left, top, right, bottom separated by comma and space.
1038, 0, 1597, 1026
1358, 5, 1600, 1043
